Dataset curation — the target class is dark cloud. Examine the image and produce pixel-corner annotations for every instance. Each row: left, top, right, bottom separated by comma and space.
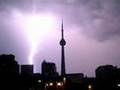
63, 0, 120, 41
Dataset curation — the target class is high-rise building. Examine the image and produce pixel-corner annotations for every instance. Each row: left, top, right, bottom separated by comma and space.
95, 65, 120, 90
0, 54, 19, 75
59, 21, 66, 76
42, 60, 58, 78
96, 65, 116, 80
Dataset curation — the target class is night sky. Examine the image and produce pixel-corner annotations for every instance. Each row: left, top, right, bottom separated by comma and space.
0, 0, 120, 77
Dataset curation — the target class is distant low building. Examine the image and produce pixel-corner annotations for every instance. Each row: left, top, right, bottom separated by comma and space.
20, 65, 34, 90
64, 73, 84, 90
83, 77, 96, 90
66, 73, 84, 83
21, 65, 34, 75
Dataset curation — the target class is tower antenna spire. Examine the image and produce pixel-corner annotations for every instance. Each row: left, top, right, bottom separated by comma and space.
61, 20, 64, 39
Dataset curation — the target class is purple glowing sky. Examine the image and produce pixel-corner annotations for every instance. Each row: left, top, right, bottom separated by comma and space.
0, 0, 120, 76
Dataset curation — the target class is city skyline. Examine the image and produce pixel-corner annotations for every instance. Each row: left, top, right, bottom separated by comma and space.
0, 0, 120, 77
0, 54, 120, 90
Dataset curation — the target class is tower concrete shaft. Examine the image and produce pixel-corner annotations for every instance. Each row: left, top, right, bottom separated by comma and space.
60, 21, 66, 76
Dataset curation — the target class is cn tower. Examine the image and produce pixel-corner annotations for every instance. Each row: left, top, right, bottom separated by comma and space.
60, 21, 66, 76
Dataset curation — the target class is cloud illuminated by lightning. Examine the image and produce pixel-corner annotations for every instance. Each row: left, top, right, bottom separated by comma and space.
12, 9, 57, 64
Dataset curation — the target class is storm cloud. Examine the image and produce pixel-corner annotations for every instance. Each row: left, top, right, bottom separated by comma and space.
1, 0, 120, 40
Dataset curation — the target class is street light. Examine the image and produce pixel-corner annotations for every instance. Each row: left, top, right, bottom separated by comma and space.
88, 85, 92, 90
49, 82, 53, 86
45, 83, 49, 87
117, 84, 120, 87
63, 77, 66, 83
57, 82, 63, 86
38, 80, 42, 83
